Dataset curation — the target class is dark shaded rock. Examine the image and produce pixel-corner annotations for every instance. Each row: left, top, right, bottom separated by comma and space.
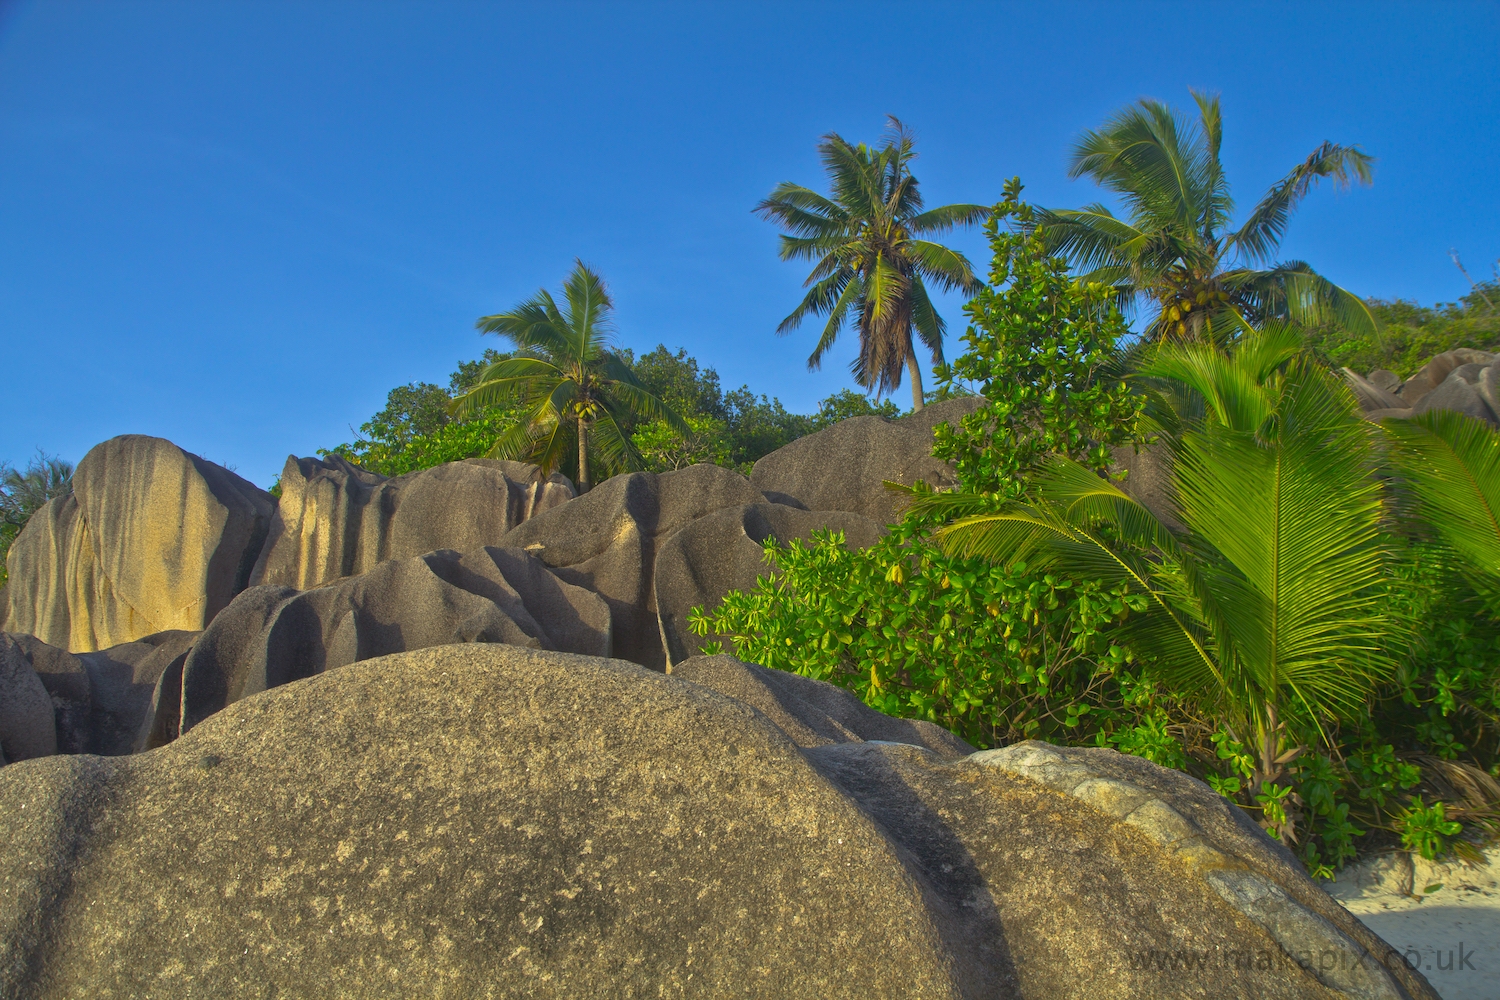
1397, 349, 1498, 405
671, 653, 972, 757
653, 503, 884, 666
3, 436, 272, 652
1342, 369, 1408, 412
749, 397, 981, 523
180, 545, 609, 732
250, 454, 575, 591
501, 463, 765, 669
1364, 407, 1415, 422
1367, 370, 1402, 394
1411, 369, 1499, 424
0, 645, 1432, 999
0, 635, 55, 763
4, 631, 200, 756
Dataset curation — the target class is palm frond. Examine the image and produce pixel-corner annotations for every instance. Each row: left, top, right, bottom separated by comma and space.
906, 239, 982, 293
907, 203, 990, 234
1383, 410, 1500, 583
1230, 142, 1374, 264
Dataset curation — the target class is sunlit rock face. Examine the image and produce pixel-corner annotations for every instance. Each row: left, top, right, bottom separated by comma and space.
3, 435, 273, 652
0, 645, 1436, 999
249, 454, 575, 591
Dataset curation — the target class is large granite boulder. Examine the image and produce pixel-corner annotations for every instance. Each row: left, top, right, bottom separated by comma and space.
1396, 349, 1498, 406
750, 397, 981, 522
178, 545, 610, 733
0, 644, 1436, 999
3, 436, 272, 652
250, 454, 575, 591
4, 630, 200, 757
1342, 369, 1409, 413
654, 502, 885, 666
500, 463, 766, 669
0, 635, 55, 763
1410, 363, 1500, 424
671, 652, 971, 755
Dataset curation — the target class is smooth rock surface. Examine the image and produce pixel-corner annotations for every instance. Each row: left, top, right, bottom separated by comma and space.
501, 463, 766, 669
1397, 350, 1498, 406
1410, 368, 1499, 424
0, 645, 1436, 999
670, 652, 972, 756
251, 454, 574, 591
653, 502, 885, 666
749, 397, 980, 523
1368, 370, 1403, 394
1343, 369, 1409, 413
0, 635, 56, 763
180, 545, 610, 732
3, 436, 272, 652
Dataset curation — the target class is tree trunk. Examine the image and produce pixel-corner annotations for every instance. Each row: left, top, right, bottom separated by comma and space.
577, 417, 590, 494
906, 353, 925, 412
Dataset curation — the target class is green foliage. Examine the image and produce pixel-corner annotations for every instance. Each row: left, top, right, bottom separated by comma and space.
756, 116, 987, 409
1398, 797, 1463, 860
454, 261, 687, 492
1305, 287, 1500, 377
1043, 90, 1376, 342
0, 453, 74, 587
691, 182, 1153, 750
931, 178, 1144, 496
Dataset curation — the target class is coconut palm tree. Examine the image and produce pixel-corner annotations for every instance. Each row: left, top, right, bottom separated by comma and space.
917, 329, 1392, 840
452, 261, 688, 493
1042, 91, 1376, 343
755, 117, 988, 412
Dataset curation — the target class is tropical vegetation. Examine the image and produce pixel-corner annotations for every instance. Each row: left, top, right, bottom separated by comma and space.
0, 453, 74, 587
448, 261, 688, 492
756, 116, 987, 411
1041, 91, 1377, 343
692, 180, 1500, 875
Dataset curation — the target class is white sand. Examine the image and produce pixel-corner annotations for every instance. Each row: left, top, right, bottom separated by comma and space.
1326, 849, 1500, 1000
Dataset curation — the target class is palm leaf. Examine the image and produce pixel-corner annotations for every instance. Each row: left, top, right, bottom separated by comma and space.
1383, 410, 1500, 583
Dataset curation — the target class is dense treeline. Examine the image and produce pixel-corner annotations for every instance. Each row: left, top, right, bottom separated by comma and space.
323, 345, 900, 480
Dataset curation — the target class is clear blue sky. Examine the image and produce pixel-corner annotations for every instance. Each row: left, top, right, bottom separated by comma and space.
2, 1, 1496, 488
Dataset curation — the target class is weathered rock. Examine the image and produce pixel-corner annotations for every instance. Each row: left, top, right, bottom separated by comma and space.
1342, 369, 1408, 412
1397, 349, 1498, 405
1111, 442, 1179, 527
749, 397, 981, 523
501, 463, 766, 669
0, 645, 1437, 999
250, 454, 575, 591
181, 545, 610, 732
1364, 407, 1415, 423
1367, 370, 1402, 394
0, 635, 55, 763
654, 503, 885, 666
5, 630, 199, 756
1410, 366, 1499, 424
3, 435, 273, 652
671, 653, 972, 756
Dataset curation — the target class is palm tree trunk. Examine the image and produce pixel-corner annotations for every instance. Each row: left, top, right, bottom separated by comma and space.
906, 354, 925, 412
577, 417, 590, 494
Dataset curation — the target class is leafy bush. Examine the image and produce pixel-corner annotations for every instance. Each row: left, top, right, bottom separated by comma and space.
691, 182, 1500, 874
691, 180, 1156, 750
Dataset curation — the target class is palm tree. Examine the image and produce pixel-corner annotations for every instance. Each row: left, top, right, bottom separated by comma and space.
918, 330, 1391, 840
452, 261, 688, 493
0, 453, 73, 587
755, 117, 988, 412
1383, 409, 1500, 605
1042, 91, 1376, 343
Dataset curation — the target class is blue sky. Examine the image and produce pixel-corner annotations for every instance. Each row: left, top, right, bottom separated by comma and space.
2, 1, 1496, 488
